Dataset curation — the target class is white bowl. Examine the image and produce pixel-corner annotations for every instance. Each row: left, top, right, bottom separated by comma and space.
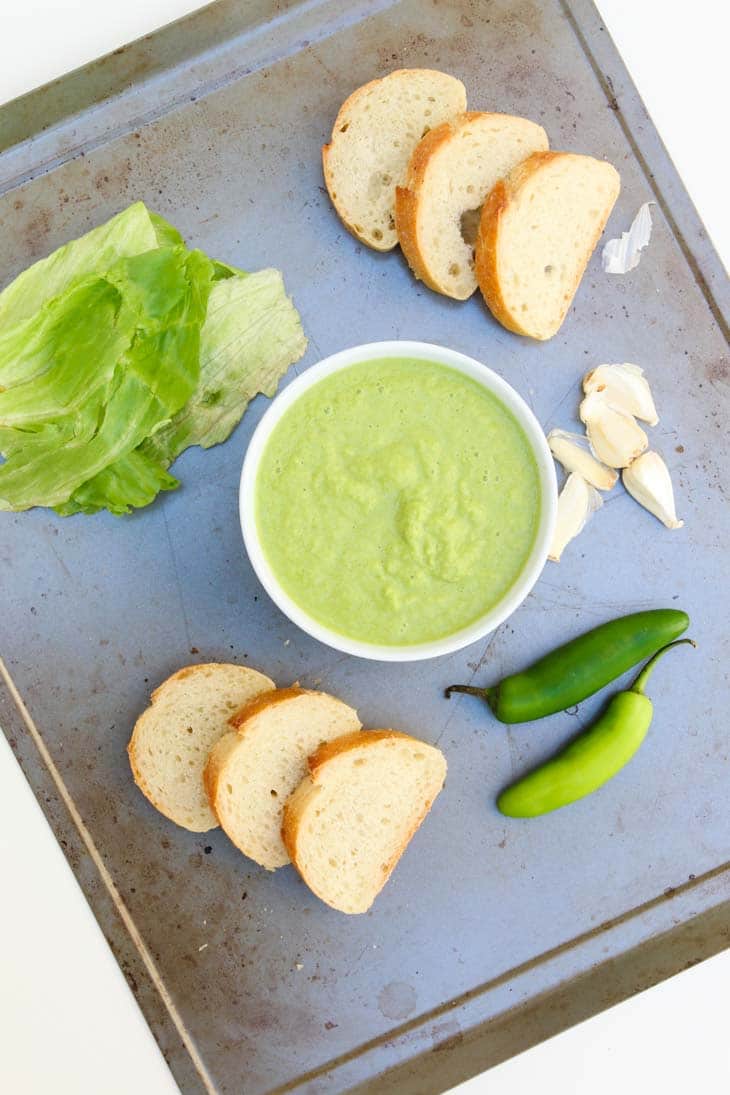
240, 341, 556, 662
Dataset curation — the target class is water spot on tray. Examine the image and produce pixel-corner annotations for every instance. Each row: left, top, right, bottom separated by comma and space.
378, 981, 417, 1020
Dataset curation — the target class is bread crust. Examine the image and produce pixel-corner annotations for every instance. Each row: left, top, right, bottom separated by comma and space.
282, 730, 447, 913
227, 684, 358, 735
149, 662, 271, 704
128, 663, 274, 832
207, 687, 361, 870
475, 150, 620, 340
127, 715, 174, 825
323, 69, 466, 251
396, 112, 494, 298
227, 684, 309, 730
474, 176, 519, 332
306, 728, 412, 777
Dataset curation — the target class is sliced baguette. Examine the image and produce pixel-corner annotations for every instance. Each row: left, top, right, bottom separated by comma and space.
322, 69, 467, 251
396, 112, 548, 299
205, 687, 361, 870
128, 663, 274, 832
282, 730, 447, 914
475, 150, 620, 339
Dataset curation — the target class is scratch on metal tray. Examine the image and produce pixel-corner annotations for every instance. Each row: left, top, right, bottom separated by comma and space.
540, 377, 580, 431
434, 630, 500, 746
43, 527, 73, 582
527, 591, 654, 617
344, 943, 369, 978
162, 506, 193, 653
300, 652, 350, 685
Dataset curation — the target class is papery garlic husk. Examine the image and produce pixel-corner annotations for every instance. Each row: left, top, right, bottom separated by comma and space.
602, 202, 654, 274
547, 429, 618, 491
579, 391, 649, 468
582, 363, 659, 426
622, 451, 684, 530
548, 473, 603, 562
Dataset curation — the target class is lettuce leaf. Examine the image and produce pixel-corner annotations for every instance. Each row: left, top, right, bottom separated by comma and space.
0, 201, 181, 328
0, 246, 214, 510
59, 449, 179, 516
58, 268, 307, 515
144, 268, 307, 462
0, 276, 130, 410
0, 202, 307, 515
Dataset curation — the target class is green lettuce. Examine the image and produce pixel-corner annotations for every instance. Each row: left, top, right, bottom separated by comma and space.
0, 245, 214, 510
0, 202, 306, 515
143, 268, 307, 461
59, 268, 307, 515
60, 449, 180, 515
0, 201, 181, 328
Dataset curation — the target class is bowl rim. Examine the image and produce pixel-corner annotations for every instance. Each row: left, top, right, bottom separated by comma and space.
240, 340, 557, 662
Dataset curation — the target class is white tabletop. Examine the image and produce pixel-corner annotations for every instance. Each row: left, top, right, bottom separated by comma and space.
1, 3, 728, 1093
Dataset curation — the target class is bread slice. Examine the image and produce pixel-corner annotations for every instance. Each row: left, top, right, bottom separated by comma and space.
128, 664, 274, 832
322, 69, 467, 251
282, 730, 447, 914
475, 150, 620, 339
205, 687, 361, 870
395, 112, 548, 300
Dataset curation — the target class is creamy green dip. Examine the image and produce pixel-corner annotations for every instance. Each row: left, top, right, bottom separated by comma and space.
255, 357, 541, 645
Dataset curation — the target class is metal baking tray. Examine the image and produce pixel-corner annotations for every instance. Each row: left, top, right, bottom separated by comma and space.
1, 2, 728, 1092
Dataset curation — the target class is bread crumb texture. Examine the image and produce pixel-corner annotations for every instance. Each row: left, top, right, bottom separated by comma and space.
283, 730, 447, 914
128, 664, 274, 832
476, 151, 620, 339
323, 69, 466, 250
396, 112, 548, 299
207, 689, 361, 870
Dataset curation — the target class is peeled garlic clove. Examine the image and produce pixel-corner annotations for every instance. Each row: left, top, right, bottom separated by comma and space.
582, 363, 659, 426
548, 473, 603, 562
547, 429, 618, 491
579, 391, 648, 468
622, 451, 684, 530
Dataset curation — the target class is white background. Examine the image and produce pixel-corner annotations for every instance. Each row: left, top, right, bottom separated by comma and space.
1, 3, 728, 1093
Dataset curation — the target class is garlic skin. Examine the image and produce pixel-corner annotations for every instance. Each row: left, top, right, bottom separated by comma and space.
602, 202, 654, 274
548, 473, 603, 562
582, 363, 659, 426
547, 429, 618, 491
622, 451, 684, 530
579, 391, 649, 468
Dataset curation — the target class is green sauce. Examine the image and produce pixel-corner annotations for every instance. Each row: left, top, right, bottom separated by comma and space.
255, 357, 541, 645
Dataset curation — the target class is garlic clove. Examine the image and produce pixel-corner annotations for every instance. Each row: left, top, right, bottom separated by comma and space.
582, 363, 659, 426
548, 473, 603, 562
547, 428, 618, 491
579, 391, 649, 468
622, 451, 684, 530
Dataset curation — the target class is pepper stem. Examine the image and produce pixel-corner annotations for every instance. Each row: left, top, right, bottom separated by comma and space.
444, 685, 486, 700
630, 638, 696, 696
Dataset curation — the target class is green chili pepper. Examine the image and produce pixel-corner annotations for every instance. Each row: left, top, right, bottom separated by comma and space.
445, 609, 689, 723
496, 639, 695, 818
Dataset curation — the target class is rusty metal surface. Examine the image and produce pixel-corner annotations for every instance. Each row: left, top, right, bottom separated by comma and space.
0, 2, 728, 1093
